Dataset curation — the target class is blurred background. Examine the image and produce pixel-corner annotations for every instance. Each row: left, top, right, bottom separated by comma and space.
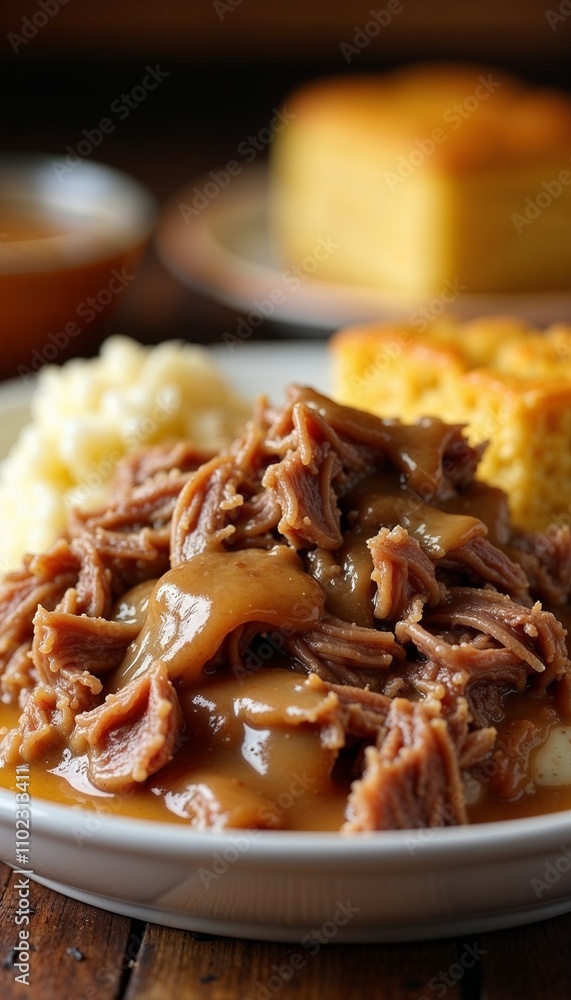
2, 0, 571, 363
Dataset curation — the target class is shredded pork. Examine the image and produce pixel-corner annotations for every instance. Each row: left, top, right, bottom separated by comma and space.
1, 384, 570, 830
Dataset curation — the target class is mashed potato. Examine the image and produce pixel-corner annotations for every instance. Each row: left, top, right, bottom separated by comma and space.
0, 336, 249, 573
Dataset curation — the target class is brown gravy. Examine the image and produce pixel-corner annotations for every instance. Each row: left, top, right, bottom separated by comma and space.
111, 547, 324, 692
1, 664, 571, 829
0, 667, 348, 831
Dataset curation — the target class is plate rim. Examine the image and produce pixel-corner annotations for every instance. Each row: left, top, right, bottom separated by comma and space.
2, 785, 571, 865
155, 162, 571, 329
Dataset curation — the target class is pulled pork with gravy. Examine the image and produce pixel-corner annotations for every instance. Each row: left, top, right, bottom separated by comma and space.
1, 386, 571, 832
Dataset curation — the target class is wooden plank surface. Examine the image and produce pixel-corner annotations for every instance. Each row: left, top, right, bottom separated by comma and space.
123, 922, 464, 1000
478, 913, 571, 999
0, 863, 132, 1000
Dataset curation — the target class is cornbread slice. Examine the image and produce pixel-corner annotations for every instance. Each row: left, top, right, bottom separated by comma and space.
270, 65, 571, 293
331, 317, 571, 531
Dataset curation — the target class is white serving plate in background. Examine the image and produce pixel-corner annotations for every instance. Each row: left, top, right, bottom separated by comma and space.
156, 166, 571, 333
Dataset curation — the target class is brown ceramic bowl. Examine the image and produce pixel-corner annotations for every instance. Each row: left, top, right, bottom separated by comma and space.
0, 155, 156, 380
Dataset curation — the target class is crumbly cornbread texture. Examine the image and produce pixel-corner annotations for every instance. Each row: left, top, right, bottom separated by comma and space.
331, 317, 571, 531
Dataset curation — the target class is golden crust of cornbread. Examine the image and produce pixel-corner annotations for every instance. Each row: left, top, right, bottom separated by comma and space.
279, 65, 571, 172
270, 65, 571, 293
330, 317, 571, 531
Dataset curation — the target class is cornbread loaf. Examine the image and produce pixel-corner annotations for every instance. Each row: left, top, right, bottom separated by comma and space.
270, 65, 571, 293
330, 316, 571, 531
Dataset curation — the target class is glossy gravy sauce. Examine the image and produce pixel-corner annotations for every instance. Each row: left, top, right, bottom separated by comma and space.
309, 475, 509, 630
0, 667, 349, 830
1, 663, 571, 828
111, 547, 324, 691
1, 475, 571, 830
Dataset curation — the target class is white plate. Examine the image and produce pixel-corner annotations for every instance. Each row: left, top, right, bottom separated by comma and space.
156, 165, 571, 333
1, 343, 571, 942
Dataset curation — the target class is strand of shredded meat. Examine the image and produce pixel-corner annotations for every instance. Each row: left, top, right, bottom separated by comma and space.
0, 384, 570, 831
